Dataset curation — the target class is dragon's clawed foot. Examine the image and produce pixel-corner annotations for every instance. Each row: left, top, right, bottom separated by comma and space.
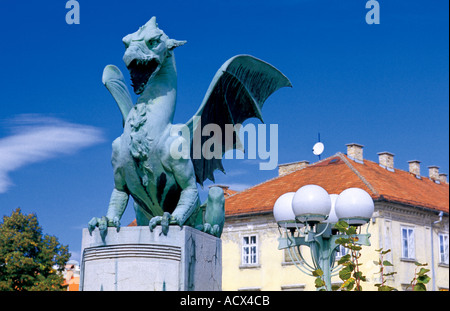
203, 223, 221, 237
195, 223, 221, 237
88, 216, 120, 241
149, 212, 181, 236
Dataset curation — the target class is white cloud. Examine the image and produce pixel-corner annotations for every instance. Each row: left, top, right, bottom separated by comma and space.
0, 114, 104, 193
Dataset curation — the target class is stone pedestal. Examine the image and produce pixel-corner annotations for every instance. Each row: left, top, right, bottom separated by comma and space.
80, 226, 221, 291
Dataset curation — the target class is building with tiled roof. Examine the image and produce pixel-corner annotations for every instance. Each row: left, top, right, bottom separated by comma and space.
222, 143, 449, 291
62, 260, 80, 291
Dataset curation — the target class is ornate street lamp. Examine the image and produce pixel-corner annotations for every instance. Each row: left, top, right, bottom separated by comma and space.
273, 185, 374, 290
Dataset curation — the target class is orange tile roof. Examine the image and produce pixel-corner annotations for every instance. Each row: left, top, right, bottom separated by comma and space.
225, 153, 449, 217
128, 219, 137, 226
224, 188, 238, 197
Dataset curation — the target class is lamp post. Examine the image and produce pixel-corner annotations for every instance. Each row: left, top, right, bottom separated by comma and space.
273, 185, 374, 291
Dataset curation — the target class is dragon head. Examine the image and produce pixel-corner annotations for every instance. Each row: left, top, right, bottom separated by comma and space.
122, 17, 186, 94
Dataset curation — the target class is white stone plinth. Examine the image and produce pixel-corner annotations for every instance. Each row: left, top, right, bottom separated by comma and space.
80, 226, 221, 291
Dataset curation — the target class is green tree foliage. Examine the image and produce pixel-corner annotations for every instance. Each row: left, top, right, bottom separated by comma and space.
0, 208, 70, 291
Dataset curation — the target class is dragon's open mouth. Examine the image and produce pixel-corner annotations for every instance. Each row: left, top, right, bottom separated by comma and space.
128, 59, 159, 94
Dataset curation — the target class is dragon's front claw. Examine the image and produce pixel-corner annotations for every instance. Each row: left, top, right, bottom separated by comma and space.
88, 216, 121, 241
149, 212, 181, 236
149, 215, 162, 233
161, 212, 171, 235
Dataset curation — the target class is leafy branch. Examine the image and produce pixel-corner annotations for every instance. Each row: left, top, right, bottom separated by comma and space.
312, 268, 327, 291
374, 248, 397, 291
334, 220, 366, 291
408, 262, 431, 291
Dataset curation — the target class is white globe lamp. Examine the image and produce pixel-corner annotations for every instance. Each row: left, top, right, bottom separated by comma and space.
273, 192, 297, 228
292, 185, 331, 223
335, 188, 374, 226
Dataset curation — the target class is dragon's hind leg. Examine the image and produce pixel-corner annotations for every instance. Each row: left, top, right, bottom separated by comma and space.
200, 186, 225, 238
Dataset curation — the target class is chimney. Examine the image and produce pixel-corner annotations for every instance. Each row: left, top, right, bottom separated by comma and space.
378, 152, 395, 171
346, 143, 364, 163
278, 160, 309, 176
209, 184, 234, 197
408, 160, 421, 176
439, 173, 448, 184
428, 166, 440, 181
210, 184, 229, 191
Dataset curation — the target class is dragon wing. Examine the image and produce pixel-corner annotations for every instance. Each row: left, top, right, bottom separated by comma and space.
102, 65, 134, 127
185, 55, 292, 186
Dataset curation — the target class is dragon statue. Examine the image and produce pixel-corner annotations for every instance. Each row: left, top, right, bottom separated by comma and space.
88, 17, 291, 239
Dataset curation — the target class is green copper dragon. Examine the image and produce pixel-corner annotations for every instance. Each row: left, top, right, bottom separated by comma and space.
88, 17, 291, 239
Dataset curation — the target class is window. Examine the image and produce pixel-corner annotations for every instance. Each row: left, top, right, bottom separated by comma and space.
242, 235, 258, 265
283, 245, 302, 264
439, 233, 449, 265
335, 244, 348, 259
401, 227, 415, 259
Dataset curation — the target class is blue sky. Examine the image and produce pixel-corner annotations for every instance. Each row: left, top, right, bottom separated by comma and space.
0, 0, 448, 262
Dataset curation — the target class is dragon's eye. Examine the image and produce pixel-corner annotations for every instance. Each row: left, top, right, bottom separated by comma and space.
146, 37, 160, 49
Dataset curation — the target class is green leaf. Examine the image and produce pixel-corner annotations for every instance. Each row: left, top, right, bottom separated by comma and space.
315, 278, 325, 288
347, 226, 357, 235
331, 284, 341, 291
417, 268, 430, 276
382, 260, 394, 266
413, 283, 427, 291
354, 271, 364, 279
384, 272, 397, 277
312, 269, 323, 277
339, 267, 352, 281
335, 220, 349, 232
378, 285, 396, 291
335, 237, 350, 245
342, 278, 355, 291
347, 244, 362, 251
342, 261, 356, 270
417, 275, 431, 284
338, 254, 351, 265
381, 249, 392, 255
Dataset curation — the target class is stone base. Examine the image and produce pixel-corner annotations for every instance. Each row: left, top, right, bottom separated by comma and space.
80, 226, 221, 291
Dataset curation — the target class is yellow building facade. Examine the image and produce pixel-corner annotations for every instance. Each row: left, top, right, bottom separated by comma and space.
222, 144, 449, 291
